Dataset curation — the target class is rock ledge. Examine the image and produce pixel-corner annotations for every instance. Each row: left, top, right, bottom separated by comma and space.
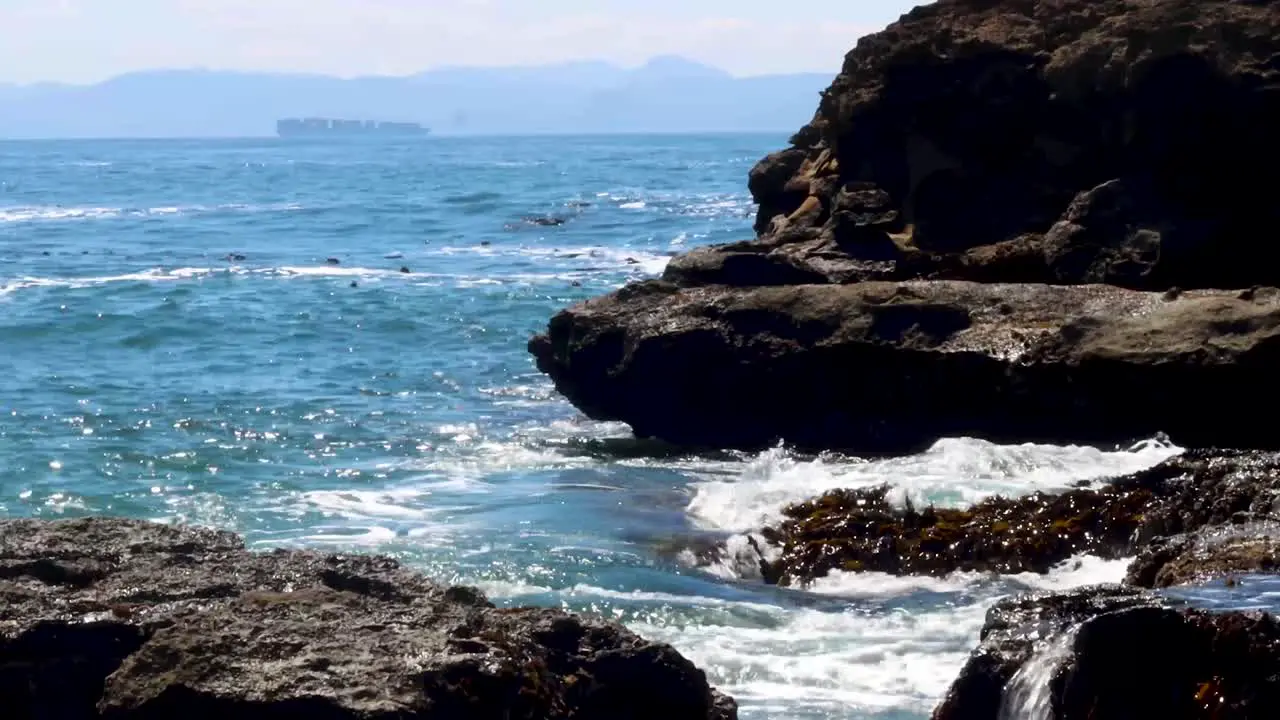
0, 517, 736, 720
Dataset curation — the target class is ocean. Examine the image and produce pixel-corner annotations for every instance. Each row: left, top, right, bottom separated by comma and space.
0, 135, 1187, 719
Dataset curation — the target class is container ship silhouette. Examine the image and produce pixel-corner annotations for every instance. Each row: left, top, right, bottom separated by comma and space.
276, 118, 430, 137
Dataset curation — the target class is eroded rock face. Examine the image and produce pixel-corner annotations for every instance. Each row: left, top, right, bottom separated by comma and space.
750, 0, 1280, 290
0, 517, 737, 720
932, 586, 1280, 720
530, 281, 1280, 454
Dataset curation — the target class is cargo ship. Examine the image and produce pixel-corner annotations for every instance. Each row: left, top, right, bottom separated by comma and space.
276, 118, 430, 138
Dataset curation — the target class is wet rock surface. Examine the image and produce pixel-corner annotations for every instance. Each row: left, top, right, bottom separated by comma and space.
1128, 526, 1280, 589
932, 586, 1280, 720
530, 280, 1280, 454
0, 517, 737, 720
759, 483, 1155, 585
756, 449, 1280, 587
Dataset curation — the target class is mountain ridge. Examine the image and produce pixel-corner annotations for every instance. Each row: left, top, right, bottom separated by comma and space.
0, 57, 834, 139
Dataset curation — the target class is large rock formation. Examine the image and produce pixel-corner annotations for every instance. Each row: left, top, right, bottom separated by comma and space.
0, 518, 736, 720
531, 280, 1280, 454
932, 586, 1280, 720
750, 0, 1280, 291
529, 0, 1280, 454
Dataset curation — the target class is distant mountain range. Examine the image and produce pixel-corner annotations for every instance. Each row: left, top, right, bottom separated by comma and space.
0, 56, 833, 139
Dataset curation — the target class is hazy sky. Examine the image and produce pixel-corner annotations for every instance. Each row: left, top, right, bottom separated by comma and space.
0, 0, 918, 84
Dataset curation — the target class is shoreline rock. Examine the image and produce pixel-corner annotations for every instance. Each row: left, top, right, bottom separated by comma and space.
529, 0, 1280, 456
0, 517, 737, 720
530, 280, 1280, 454
932, 586, 1280, 720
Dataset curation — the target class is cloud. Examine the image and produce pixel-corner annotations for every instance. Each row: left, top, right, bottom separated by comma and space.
0, 0, 884, 83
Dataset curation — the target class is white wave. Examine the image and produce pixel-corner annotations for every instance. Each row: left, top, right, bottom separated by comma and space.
687, 437, 1182, 533
807, 554, 1130, 599
646, 553, 1125, 718
635, 600, 990, 717
0, 265, 436, 296
806, 569, 985, 599
0, 206, 119, 223
296, 487, 455, 521
432, 244, 672, 276
0, 267, 221, 295
275, 265, 424, 279
667, 437, 1173, 716
1005, 554, 1131, 591
0, 202, 302, 224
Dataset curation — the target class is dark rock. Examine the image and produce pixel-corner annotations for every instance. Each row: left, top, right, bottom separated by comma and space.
399, 266, 411, 274
667, 181, 908, 288
326, 257, 341, 265
759, 482, 1157, 585
1118, 449, 1280, 547
1128, 524, 1280, 589
933, 585, 1161, 720
0, 517, 736, 720
530, 281, 1280, 454
525, 216, 566, 227
747, 147, 810, 234
749, 0, 1280, 289
662, 241, 852, 287
933, 586, 1280, 720
758, 449, 1280, 586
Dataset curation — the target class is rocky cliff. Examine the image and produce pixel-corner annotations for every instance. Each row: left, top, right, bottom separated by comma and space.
0, 518, 736, 720
530, 0, 1280, 455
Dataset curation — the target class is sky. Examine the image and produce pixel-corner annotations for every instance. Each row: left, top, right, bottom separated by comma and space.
0, 0, 918, 84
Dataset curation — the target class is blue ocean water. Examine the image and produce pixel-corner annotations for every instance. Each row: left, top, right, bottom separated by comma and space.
0, 136, 1195, 718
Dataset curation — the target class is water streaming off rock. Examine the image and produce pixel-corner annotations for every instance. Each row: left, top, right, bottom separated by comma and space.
997, 628, 1078, 720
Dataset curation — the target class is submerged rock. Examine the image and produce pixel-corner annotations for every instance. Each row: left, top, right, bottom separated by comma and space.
530, 280, 1280, 454
933, 586, 1280, 720
524, 216, 567, 227
0, 517, 736, 720
759, 483, 1155, 585
756, 449, 1280, 586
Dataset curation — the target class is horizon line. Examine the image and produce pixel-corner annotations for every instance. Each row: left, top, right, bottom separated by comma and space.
0, 129, 801, 142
